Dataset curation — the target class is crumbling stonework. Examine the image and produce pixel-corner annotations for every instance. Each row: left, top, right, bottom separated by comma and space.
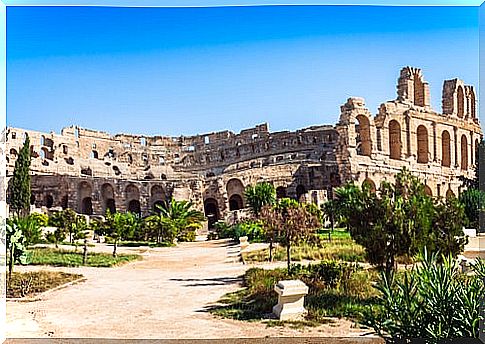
5, 67, 482, 227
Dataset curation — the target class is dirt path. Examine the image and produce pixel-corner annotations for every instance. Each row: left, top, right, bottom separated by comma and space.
7, 240, 372, 339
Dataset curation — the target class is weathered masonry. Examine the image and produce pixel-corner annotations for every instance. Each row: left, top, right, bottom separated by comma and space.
5, 67, 482, 227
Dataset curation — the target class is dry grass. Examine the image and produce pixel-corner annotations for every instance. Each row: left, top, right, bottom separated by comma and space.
7, 270, 83, 298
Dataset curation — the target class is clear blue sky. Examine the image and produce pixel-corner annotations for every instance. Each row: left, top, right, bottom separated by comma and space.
7, 5, 479, 136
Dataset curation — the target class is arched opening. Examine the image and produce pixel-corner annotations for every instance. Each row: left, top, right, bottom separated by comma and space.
45, 194, 54, 208
446, 188, 456, 199
461, 134, 468, 170
388, 120, 402, 160
470, 91, 476, 118
30, 194, 36, 205
423, 185, 432, 197
61, 195, 68, 209
355, 115, 372, 156
127, 200, 141, 215
417, 125, 429, 163
363, 178, 376, 193
153, 200, 165, 213
105, 199, 116, 214
457, 86, 465, 118
441, 130, 451, 167
10, 148, 17, 159
229, 194, 244, 211
81, 197, 93, 215
101, 183, 116, 214
296, 185, 306, 201
276, 186, 287, 199
78, 181, 93, 214
150, 185, 166, 212
226, 178, 245, 208
204, 198, 219, 229
125, 184, 140, 200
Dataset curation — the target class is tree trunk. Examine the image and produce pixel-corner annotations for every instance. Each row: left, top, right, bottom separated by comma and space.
113, 240, 117, 257
269, 240, 273, 262
287, 244, 291, 272
8, 246, 14, 280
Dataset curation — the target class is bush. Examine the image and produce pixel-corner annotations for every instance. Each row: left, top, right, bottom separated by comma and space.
29, 212, 49, 227
217, 220, 266, 243
364, 250, 485, 340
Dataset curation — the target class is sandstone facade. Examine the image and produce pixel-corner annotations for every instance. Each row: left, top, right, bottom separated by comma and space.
4, 67, 482, 227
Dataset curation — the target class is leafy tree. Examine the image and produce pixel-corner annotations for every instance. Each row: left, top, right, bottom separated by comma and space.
8, 134, 32, 216
459, 188, 485, 229
244, 182, 276, 216
104, 211, 140, 257
48, 209, 87, 244
7, 216, 42, 246
337, 168, 466, 275
6, 220, 29, 279
145, 199, 205, 244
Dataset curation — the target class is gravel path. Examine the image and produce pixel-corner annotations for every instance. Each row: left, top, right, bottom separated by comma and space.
7, 239, 373, 339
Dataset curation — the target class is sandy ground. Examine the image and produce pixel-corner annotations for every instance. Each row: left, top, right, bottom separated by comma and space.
7, 239, 373, 339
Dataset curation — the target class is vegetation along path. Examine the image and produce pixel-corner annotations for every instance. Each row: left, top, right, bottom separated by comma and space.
7, 239, 369, 339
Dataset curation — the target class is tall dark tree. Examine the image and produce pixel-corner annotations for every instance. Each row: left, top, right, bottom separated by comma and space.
8, 135, 32, 216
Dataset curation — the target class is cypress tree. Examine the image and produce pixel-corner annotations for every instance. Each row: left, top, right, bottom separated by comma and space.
9, 134, 32, 216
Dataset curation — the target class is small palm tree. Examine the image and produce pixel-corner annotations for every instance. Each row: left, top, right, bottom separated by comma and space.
145, 198, 205, 243
244, 182, 276, 216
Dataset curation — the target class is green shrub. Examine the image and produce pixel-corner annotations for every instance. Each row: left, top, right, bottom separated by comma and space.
364, 250, 485, 340
29, 212, 49, 227
218, 220, 266, 243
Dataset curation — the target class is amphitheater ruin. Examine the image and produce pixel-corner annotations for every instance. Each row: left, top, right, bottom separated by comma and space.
5, 67, 482, 227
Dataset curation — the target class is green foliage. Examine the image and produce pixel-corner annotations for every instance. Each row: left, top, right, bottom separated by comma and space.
210, 261, 377, 323
7, 216, 42, 246
459, 188, 485, 229
29, 212, 49, 227
244, 182, 276, 216
144, 198, 205, 244
8, 134, 32, 216
48, 209, 86, 243
219, 220, 266, 242
334, 168, 467, 274
365, 250, 485, 340
6, 220, 29, 277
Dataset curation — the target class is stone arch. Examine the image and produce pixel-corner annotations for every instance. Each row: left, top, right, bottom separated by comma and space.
45, 194, 54, 208
78, 181, 93, 215
150, 185, 166, 211
30, 194, 36, 205
457, 86, 465, 118
127, 200, 141, 215
446, 188, 456, 199
461, 134, 468, 170
101, 183, 116, 214
296, 184, 306, 201
470, 90, 476, 118
226, 178, 245, 208
229, 194, 244, 211
204, 198, 219, 229
61, 195, 68, 209
276, 186, 287, 199
10, 148, 17, 158
125, 184, 140, 200
388, 120, 401, 160
40, 147, 48, 160
423, 185, 432, 197
441, 130, 451, 167
417, 125, 429, 163
355, 115, 371, 156
363, 178, 376, 193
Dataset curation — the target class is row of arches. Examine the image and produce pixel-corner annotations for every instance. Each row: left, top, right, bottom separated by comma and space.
77, 182, 168, 216
362, 178, 456, 198
356, 117, 477, 170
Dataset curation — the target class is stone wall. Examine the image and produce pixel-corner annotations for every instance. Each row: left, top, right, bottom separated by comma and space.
5, 66, 482, 226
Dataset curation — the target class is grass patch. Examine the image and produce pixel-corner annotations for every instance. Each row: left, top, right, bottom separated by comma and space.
7, 270, 83, 298
243, 239, 365, 263
209, 262, 379, 328
27, 247, 141, 267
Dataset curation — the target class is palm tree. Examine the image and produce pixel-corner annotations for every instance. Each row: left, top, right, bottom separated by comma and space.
145, 198, 205, 243
244, 182, 276, 216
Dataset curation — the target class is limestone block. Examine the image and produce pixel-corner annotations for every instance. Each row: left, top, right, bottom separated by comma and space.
463, 228, 477, 238
272, 279, 309, 321
239, 236, 249, 251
